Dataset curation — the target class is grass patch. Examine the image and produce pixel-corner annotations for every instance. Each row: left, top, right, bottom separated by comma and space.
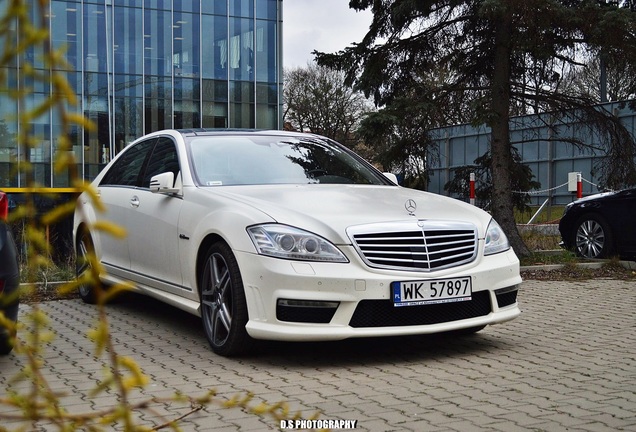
18, 257, 78, 303
515, 205, 566, 224
519, 250, 580, 267
520, 230, 562, 251
519, 228, 586, 267
19, 258, 75, 284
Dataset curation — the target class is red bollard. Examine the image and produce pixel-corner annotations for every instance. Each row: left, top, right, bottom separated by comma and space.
469, 172, 475, 205
577, 173, 582, 199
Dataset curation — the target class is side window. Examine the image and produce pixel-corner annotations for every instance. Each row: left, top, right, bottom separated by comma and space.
100, 139, 156, 186
141, 137, 180, 188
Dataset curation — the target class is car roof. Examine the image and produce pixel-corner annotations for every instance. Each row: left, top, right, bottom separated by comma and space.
174, 128, 321, 139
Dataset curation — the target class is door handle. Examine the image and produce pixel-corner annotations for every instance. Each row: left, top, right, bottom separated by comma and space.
130, 196, 140, 208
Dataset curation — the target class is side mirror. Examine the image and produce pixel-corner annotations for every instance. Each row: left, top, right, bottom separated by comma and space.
150, 172, 180, 195
383, 172, 398, 185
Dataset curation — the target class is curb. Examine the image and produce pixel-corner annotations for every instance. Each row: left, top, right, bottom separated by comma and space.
521, 260, 636, 272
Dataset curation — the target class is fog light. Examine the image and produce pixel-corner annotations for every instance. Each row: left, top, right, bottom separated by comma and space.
276, 299, 340, 323
495, 285, 519, 295
277, 299, 340, 308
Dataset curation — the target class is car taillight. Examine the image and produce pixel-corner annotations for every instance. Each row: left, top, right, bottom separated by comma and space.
0, 192, 7, 221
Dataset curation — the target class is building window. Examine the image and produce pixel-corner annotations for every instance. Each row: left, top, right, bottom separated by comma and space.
1, 0, 282, 190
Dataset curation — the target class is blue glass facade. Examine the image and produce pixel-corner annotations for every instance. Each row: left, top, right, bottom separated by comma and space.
0, 0, 283, 188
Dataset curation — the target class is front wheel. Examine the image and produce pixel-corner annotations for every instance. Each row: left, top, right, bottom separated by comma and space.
200, 242, 252, 356
574, 215, 614, 259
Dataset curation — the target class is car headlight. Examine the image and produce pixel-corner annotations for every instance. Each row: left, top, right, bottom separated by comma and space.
247, 224, 349, 262
484, 219, 510, 256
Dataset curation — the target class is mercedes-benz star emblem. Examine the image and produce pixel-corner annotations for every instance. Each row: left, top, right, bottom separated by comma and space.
405, 199, 417, 215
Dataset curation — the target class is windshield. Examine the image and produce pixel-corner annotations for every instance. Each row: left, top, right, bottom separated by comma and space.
187, 135, 389, 186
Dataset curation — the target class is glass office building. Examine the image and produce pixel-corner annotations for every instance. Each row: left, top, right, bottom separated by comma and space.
0, 0, 283, 189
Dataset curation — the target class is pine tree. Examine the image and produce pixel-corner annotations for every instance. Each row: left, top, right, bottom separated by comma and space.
316, 0, 636, 256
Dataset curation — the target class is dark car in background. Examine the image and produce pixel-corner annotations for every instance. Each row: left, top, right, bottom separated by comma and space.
559, 188, 636, 260
0, 191, 20, 354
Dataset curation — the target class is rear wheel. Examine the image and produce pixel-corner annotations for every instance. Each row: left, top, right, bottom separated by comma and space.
574, 215, 614, 259
0, 302, 18, 355
76, 230, 98, 304
200, 242, 252, 356
0, 331, 16, 355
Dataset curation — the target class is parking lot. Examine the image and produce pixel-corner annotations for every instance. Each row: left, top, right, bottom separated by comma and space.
1, 278, 635, 431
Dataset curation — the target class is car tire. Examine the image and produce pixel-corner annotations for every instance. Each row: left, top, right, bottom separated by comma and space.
574, 214, 614, 259
0, 332, 15, 355
76, 230, 98, 304
200, 242, 252, 356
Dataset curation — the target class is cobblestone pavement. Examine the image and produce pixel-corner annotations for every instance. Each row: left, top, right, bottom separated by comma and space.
1, 279, 635, 431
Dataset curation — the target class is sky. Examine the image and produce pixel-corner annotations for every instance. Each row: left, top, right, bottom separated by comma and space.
282, 0, 373, 69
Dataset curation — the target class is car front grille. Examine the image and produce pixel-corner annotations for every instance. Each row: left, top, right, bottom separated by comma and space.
348, 221, 478, 271
349, 291, 491, 328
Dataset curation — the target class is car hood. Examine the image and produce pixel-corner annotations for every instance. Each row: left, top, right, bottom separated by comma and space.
205, 185, 491, 244
570, 190, 616, 205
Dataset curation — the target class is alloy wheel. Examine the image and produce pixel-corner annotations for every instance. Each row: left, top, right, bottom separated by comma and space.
201, 252, 233, 348
575, 219, 605, 258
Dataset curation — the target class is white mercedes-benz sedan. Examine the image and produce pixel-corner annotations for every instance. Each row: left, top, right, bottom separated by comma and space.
73, 129, 521, 356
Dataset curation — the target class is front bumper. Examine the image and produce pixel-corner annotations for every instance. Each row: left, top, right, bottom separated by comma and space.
235, 246, 522, 341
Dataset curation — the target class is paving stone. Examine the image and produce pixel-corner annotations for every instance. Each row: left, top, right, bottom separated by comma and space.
1, 279, 634, 431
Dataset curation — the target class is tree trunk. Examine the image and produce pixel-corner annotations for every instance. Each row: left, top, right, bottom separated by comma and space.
489, 6, 530, 258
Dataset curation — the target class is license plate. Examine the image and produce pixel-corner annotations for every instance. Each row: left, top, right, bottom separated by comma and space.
392, 277, 472, 307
